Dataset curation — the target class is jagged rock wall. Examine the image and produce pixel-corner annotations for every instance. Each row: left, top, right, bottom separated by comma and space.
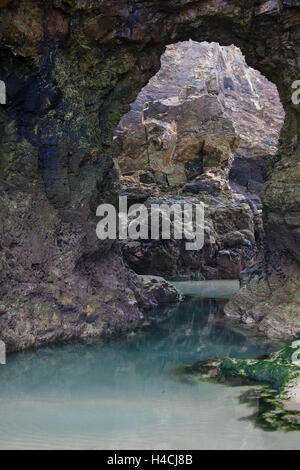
121, 193, 262, 280
115, 92, 240, 189
115, 40, 284, 193
0, 0, 300, 346
113, 41, 283, 281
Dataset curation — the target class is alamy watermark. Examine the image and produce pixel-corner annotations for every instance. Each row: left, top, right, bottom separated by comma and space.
0, 341, 6, 365
0, 80, 6, 105
292, 81, 300, 105
291, 340, 300, 364
0, 83, 7, 364
96, 196, 205, 251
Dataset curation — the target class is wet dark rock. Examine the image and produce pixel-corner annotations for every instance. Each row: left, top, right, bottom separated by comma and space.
183, 180, 222, 196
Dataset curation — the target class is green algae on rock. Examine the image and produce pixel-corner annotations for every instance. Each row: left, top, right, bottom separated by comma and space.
238, 388, 300, 432
173, 338, 300, 431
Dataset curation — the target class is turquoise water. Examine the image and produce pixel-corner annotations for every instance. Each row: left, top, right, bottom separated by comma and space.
0, 282, 299, 449
173, 279, 240, 299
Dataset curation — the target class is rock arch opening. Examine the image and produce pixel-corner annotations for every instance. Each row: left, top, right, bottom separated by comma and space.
1, 1, 300, 349
113, 41, 285, 281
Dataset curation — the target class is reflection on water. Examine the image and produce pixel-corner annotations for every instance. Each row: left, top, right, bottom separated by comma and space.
0, 283, 299, 449
172, 280, 240, 299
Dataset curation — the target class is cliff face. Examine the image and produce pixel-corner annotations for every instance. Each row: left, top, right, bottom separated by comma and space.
115, 40, 284, 194
0, 0, 300, 347
114, 42, 273, 280
115, 91, 240, 189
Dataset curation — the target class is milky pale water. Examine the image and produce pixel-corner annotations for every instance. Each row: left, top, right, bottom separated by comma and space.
0, 280, 299, 450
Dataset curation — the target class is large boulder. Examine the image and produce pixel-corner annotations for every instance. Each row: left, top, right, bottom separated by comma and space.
115, 40, 284, 194
120, 193, 261, 280
115, 93, 239, 187
115, 42, 274, 280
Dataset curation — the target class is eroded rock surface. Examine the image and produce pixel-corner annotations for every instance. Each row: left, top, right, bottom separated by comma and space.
115, 42, 276, 279
115, 92, 239, 188
224, 256, 300, 340
120, 194, 262, 280
115, 41, 284, 194
0, 1, 299, 347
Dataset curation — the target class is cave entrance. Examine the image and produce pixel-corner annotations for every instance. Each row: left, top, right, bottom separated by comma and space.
113, 40, 285, 281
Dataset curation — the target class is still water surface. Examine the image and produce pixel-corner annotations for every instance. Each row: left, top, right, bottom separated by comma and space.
0, 281, 299, 449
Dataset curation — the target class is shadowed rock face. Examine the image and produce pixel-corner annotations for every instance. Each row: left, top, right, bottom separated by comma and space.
0, 0, 300, 347
120, 193, 262, 281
